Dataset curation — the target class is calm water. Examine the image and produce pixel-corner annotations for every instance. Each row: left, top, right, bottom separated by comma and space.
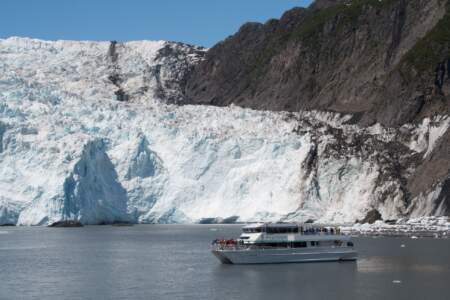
0, 225, 449, 300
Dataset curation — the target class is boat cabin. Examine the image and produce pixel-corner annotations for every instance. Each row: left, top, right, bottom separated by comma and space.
241, 223, 340, 235
237, 223, 352, 248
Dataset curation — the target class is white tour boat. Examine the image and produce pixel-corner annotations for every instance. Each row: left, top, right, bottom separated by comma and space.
211, 223, 357, 264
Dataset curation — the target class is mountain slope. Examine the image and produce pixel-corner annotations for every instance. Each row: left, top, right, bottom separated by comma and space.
185, 0, 450, 127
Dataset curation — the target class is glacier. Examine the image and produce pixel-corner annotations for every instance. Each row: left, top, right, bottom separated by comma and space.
0, 37, 448, 225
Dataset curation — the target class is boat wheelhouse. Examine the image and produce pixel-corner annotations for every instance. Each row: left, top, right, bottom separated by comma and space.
211, 223, 357, 264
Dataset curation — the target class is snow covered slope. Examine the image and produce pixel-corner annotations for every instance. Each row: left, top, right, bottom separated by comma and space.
0, 37, 448, 225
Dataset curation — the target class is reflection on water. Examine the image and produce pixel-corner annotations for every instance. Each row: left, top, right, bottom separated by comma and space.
410, 264, 449, 273
0, 226, 449, 300
358, 257, 447, 273
211, 261, 358, 300
357, 257, 398, 273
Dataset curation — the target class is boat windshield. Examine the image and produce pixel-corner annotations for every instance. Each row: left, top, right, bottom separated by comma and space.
242, 227, 263, 233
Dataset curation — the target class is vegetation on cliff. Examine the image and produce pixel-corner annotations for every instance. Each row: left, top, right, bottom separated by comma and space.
403, 1, 450, 74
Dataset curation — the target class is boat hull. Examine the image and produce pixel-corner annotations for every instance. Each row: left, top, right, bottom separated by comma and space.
212, 247, 357, 264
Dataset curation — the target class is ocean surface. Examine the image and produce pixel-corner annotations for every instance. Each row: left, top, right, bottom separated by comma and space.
0, 225, 449, 300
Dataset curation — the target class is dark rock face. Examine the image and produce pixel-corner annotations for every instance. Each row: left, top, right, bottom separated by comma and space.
108, 41, 130, 102
153, 43, 206, 104
310, 0, 348, 10
107, 41, 205, 103
185, 0, 450, 127
439, 178, 450, 215
360, 209, 382, 224
406, 128, 450, 215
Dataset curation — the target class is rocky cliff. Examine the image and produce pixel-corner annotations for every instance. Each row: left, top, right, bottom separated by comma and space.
186, 0, 449, 126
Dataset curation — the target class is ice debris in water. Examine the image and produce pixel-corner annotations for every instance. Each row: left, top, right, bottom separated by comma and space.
341, 216, 450, 237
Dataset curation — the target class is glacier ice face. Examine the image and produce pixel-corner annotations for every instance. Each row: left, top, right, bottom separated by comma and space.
0, 37, 205, 105
18, 139, 130, 225
0, 121, 6, 153
0, 37, 448, 225
124, 136, 162, 180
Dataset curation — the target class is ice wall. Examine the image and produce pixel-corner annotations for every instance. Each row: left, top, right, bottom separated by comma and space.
0, 37, 448, 225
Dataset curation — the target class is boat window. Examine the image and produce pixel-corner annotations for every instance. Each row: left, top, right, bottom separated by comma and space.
243, 227, 263, 233
310, 241, 320, 246
347, 242, 354, 247
240, 236, 250, 239
334, 240, 343, 246
266, 226, 299, 234
292, 241, 307, 248
318, 241, 334, 247
253, 242, 307, 248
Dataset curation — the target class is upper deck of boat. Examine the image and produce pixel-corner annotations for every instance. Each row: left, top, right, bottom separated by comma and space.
239, 223, 352, 241
242, 223, 342, 235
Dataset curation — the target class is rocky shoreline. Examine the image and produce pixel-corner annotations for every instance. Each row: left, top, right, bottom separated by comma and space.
341, 216, 450, 238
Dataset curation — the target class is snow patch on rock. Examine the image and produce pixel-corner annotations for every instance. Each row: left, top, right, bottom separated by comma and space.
406, 116, 450, 157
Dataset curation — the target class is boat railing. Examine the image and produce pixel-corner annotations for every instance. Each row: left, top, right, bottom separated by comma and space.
211, 240, 248, 251
241, 225, 343, 235
298, 230, 342, 235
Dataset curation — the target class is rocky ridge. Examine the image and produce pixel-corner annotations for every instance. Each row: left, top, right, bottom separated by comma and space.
185, 0, 450, 126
